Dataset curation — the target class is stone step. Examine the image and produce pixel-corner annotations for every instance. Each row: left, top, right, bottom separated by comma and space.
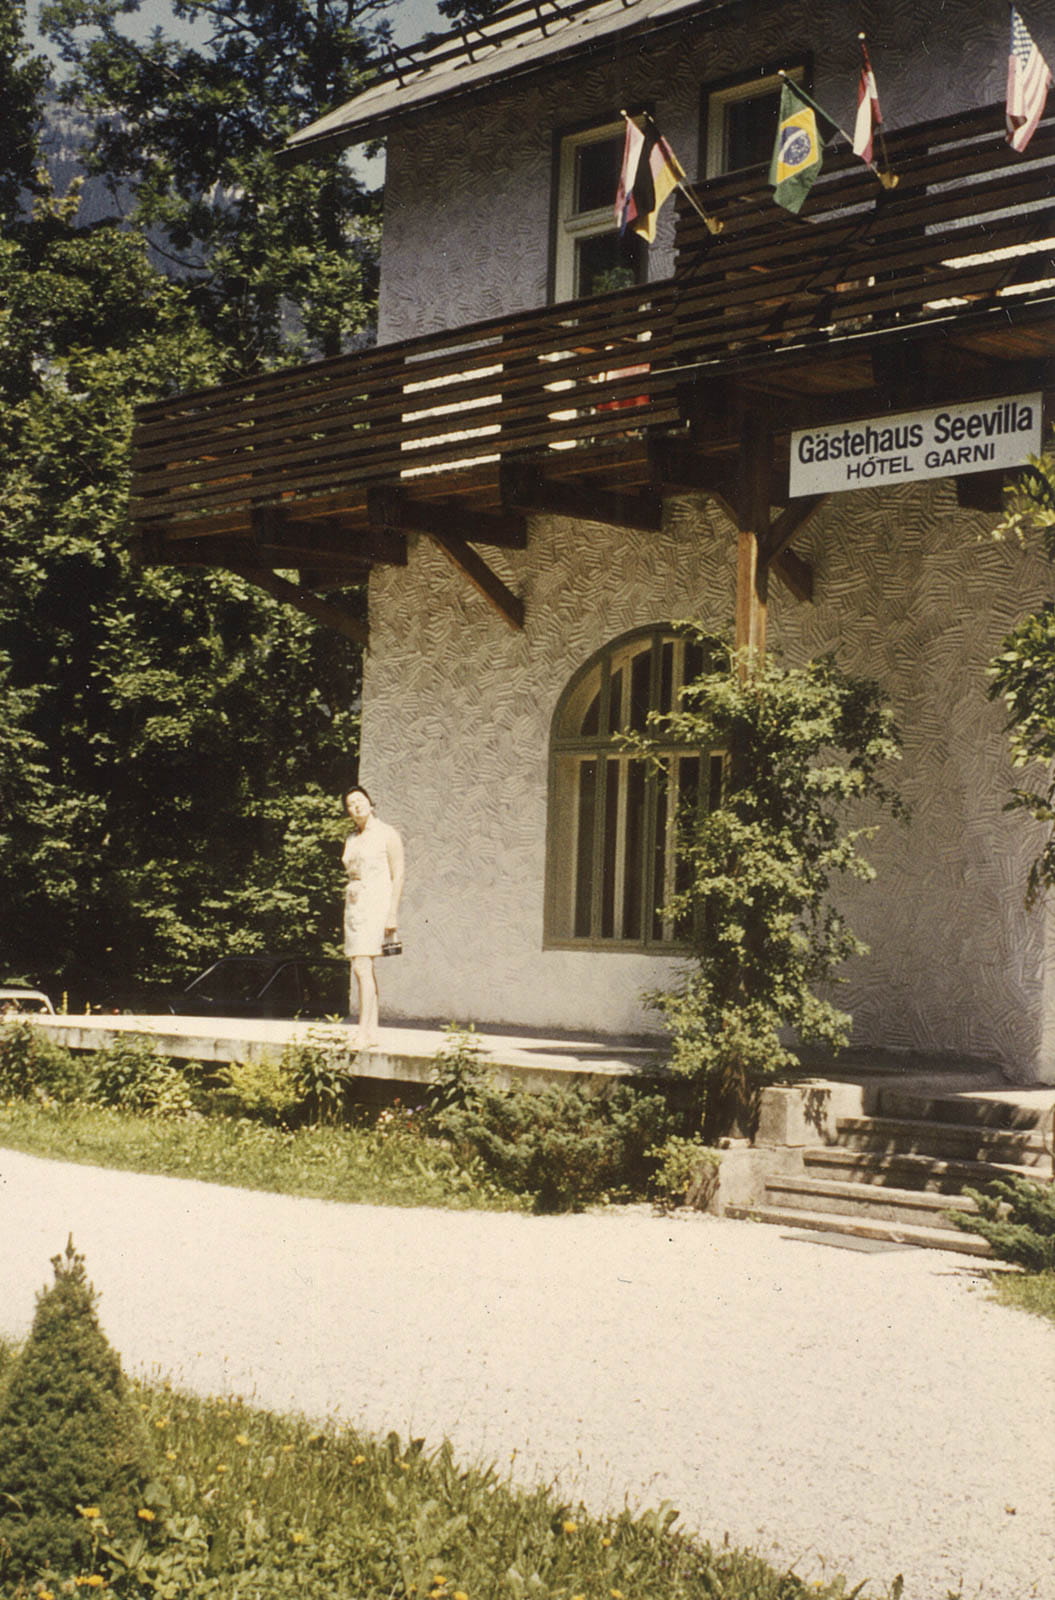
803, 1144, 1046, 1192
873, 1087, 1053, 1133
724, 1203, 992, 1257
763, 1174, 977, 1231
835, 1115, 1049, 1168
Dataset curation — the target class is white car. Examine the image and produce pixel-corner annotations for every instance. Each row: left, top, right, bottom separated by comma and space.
0, 987, 56, 1015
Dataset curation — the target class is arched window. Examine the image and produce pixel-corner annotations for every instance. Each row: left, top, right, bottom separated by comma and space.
545, 626, 724, 950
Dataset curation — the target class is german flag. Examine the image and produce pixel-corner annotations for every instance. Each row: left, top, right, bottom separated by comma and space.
615, 116, 685, 243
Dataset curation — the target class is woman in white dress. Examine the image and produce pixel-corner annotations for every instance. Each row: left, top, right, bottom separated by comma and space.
342, 786, 405, 1047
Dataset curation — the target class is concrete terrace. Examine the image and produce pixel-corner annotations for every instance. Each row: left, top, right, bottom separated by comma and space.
30, 1012, 1055, 1126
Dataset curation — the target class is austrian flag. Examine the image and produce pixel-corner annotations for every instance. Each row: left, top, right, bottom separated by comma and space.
1006, 5, 1052, 153
853, 36, 882, 165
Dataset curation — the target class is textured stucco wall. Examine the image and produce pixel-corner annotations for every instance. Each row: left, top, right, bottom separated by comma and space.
360, 484, 1053, 1079
378, 0, 1020, 342
359, 0, 1054, 1074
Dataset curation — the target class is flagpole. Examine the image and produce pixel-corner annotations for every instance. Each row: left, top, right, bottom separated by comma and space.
621, 110, 724, 236
778, 71, 898, 189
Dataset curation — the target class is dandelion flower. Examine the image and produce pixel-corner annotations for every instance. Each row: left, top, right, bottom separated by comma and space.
562, 1520, 578, 1535
79, 1508, 101, 1520
165, 1450, 178, 1461
235, 1434, 250, 1446
601, 1537, 612, 1547
86, 1578, 105, 1589
453, 1592, 469, 1600
282, 1443, 295, 1453
290, 1532, 306, 1545
215, 1464, 228, 1474
137, 1509, 156, 1523
353, 1454, 367, 1465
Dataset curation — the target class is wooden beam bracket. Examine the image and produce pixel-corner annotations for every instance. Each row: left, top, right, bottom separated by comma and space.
367, 485, 526, 548
227, 565, 369, 646
369, 485, 524, 631
500, 460, 664, 533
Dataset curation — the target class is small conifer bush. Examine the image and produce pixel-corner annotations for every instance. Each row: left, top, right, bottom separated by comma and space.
949, 1176, 1055, 1272
0, 1239, 155, 1581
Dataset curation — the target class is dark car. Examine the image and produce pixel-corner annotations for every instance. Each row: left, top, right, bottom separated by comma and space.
168, 955, 348, 1021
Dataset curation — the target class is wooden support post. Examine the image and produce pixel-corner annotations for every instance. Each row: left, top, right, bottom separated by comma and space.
733, 419, 771, 675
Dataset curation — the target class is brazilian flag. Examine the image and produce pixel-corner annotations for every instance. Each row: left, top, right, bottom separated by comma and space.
769, 81, 825, 214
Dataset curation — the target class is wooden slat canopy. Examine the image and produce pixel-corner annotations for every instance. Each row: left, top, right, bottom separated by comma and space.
131, 102, 1054, 633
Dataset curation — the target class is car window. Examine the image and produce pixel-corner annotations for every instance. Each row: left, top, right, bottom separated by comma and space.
299, 963, 347, 1016
186, 960, 273, 1005
258, 963, 301, 1011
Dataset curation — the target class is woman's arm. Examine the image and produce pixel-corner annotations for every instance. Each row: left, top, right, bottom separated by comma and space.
385, 826, 405, 929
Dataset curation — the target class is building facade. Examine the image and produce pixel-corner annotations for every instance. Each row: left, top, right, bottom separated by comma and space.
133, 0, 1055, 1078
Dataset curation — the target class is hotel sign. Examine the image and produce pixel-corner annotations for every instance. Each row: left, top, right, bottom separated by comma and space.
789, 393, 1042, 497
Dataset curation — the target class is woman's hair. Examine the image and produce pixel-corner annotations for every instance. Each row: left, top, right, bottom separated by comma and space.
344, 784, 373, 807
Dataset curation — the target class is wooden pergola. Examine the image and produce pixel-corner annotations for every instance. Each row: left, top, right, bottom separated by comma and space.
130, 104, 1055, 651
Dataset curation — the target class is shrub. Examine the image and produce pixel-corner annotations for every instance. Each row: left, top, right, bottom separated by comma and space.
281, 1024, 356, 1124
0, 1019, 87, 1104
0, 1240, 156, 1581
949, 1175, 1055, 1272
426, 1030, 674, 1211
89, 1037, 195, 1116
986, 442, 1055, 905
649, 1135, 722, 1210
627, 634, 902, 1140
213, 1051, 300, 1124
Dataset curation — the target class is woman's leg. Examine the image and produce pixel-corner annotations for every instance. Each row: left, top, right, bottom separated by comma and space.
351, 954, 379, 1045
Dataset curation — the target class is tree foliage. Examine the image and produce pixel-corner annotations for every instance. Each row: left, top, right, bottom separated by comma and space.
0, 0, 48, 216
40, 0, 388, 368
0, 10, 365, 1005
0, 1239, 155, 1580
987, 446, 1055, 906
629, 636, 903, 1139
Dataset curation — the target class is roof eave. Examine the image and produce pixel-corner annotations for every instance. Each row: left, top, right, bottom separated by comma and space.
282, 0, 737, 163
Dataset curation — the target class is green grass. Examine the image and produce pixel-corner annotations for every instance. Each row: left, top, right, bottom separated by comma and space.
0, 1100, 530, 1213
989, 1268, 1055, 1323
0, 1343, 898, 1599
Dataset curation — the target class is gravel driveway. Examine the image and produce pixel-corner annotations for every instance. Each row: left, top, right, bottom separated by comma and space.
0, 1147, 1052, 1600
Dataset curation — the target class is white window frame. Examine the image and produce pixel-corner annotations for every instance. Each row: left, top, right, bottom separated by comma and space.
553, 119, 635, 302
704, 63, 806, 177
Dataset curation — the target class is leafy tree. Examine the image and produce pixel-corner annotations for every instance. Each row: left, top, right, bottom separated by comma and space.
0, 1239, 155, 1580
629, 635, 902, 1140
0, 189, 362, 1003
987, 446, 1055, 906
40, 0, 388, 369
0, 0, 48, 216
0, 0, 368, 1005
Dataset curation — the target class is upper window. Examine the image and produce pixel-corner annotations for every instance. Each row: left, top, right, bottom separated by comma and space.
552, 120, 646, 301
703, 61, 809, 177
546, 627, 724, 950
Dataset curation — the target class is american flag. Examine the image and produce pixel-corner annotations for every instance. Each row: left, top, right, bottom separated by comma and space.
1006, 6, 1052, 153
